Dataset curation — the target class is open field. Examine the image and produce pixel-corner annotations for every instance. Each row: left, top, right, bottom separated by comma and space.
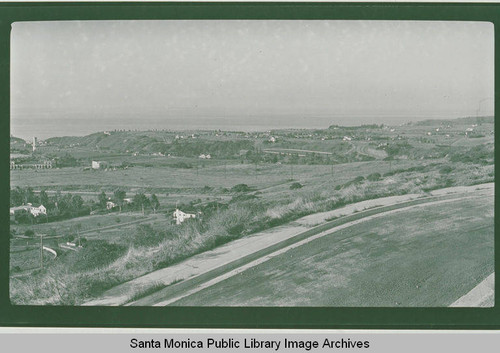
9, 117, 494, 305
171, 193, 493, 306
11, 211, 148, 238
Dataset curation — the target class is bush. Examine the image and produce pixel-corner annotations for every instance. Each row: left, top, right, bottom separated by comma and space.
290, 182, 303, 190
352, 176, 365, 183
439, 165, 453, 175
132, 224, 166, 248
24, 229, 34, 237
367, 173, 381, 181
67, 240, 127, 271
227, 224, 245, 236
231, 184, 251, 193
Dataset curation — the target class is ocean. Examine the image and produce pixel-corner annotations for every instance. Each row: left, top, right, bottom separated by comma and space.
10, 114, 434, 141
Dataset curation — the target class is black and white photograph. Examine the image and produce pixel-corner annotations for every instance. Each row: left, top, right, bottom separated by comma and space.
9, 20, 494, 307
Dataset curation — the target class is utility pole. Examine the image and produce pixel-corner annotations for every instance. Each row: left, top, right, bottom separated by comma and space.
39, 234, 43, 269
290, 164, 293, 180
331, 163, 334, 177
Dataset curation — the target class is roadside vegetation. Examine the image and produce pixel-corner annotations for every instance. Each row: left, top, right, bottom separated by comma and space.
9, 116, 494, 305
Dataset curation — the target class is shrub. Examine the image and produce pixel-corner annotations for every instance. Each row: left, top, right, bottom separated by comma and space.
290, 182, 303, 190
352, 176, 365, 183
367, 173, 381, 181
133, 224, 167, 248
231, 184, 251, 193
67, 240, 127, 272
24, 229, 34, 237
439, 165, 453, 175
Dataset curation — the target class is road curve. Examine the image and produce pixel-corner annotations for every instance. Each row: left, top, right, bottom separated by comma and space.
83, 183, 492, 306
136, 194, 487, 306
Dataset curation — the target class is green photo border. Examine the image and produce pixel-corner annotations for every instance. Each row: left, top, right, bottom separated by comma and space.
0, 1, 498, 329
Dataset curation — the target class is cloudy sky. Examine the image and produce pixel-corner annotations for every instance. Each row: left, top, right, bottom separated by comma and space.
11, 20, 494, 133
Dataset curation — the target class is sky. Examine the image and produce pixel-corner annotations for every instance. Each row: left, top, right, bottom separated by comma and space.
10, 20, 494, 136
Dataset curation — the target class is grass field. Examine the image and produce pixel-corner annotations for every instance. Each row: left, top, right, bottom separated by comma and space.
172, 194, 494, 306
11, 212, 148, 238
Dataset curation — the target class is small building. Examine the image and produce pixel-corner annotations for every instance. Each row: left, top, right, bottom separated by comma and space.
106, 201, 117, 210
173, 209, 196, 225
92, 160, 108, 170
199, 154, 211, 159
30, 205, 47, 217
268, 136, 276, 143
342, 136, 352, 141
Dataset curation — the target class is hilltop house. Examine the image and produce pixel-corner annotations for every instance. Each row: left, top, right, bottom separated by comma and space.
173, 209, 197, 225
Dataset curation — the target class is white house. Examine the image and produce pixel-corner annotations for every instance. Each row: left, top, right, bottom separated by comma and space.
10, 204, 46, 217
173, 209, 196, 225
106, 201, 117, 210
342, 136, 352, 141
30, 205, 47, 217
92, 160, 108, 170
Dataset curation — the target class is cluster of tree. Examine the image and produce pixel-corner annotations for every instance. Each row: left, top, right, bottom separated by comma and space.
382, 141, 413, 157
244, 150, 371, 165
10, 186, 38, 207
54, 153, 80, 167
11, 187, 89, 224
96, 190, 160, 214
165, 139, 255, 158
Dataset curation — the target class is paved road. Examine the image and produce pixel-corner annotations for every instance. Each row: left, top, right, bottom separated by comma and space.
135, 194, 487, 307
449, 273, 494, 307
83, 183, 492, 306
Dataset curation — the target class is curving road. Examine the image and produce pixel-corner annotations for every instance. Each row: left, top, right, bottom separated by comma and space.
83, 183, 492, 306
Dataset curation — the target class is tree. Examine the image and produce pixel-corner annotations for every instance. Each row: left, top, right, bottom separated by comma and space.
133, 193, 150, 215
10, 187, 24, 206
150, 194, 160, 214
71, 195, 84, 212
25, 187, 37, 204
58, 193, 73, 215
39, 190, 49, 206
70, 223, 83, 247
113, 189, 127, 212
98, 191, 108, 209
